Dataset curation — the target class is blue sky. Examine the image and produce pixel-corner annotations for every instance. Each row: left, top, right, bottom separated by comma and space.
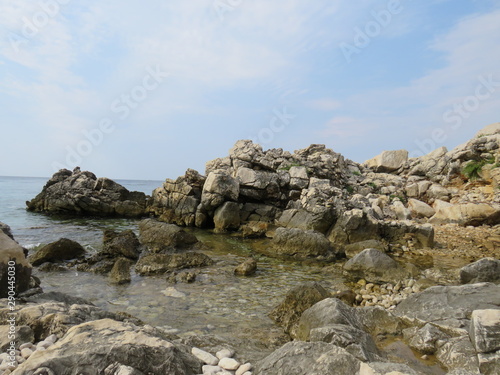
1, 0, 499, 180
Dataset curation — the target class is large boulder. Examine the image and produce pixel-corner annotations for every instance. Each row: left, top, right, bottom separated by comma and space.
102, 229, 141, 260
343, 248, 409, 283
328, 209, 380, 246
269, 282, 331, 338
470, 309, 500, 374
200, 171, 239, 212
29, 238, 86, 266
138, 219, 198, 253
109, 257, 134, 284
429, 203, 500, 226
11, 319, 202, 375
460, 258, 500, 284
394, 283, 500, 332
26, 169, 148, 217
270, 228, 341, 260
213, 201, 240, 232
407, 198, 436, 218
0, 232, 32, 297
135, 252, 213, 276
365, 150, 408, 173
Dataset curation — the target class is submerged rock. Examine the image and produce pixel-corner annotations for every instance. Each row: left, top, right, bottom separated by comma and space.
135, 252, 213, 276
234, 258, 257, 276
138, 219, 198, 252
26, 169, 148, 217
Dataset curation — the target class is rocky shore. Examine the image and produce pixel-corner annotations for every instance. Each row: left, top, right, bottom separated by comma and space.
0, 123, 498, 374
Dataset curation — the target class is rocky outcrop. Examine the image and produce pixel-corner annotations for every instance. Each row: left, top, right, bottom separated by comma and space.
28, 238, 86, 266
11, 318, 202, 375
429, 202, 500, 226
26, 169, 148, 217
0, 231, 32, 298
365, 150, 409, 173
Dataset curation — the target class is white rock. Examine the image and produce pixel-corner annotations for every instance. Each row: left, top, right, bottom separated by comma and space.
45, 334, 58, 343
202, 365, 222, 375
20, 348, 33, 359
36, 340, 52, 349
236, 362, 253, 375
0, 361, 12, 371
18, 343, 34, 350
192, 347, 219, 366
162, 287, 187, 298
218, 357, 240, 371
216, 348, 235, 360
242, 372, 252, 375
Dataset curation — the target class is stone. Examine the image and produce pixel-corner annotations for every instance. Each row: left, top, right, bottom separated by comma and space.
214, 202, 240, 232
234, 258, 257, 276
436, 335, 480, 374
475, 122, 500, 137
309, 324, 380, 362
359, 362, 421, 375
343, 248, 408, 283
138, 219, 198, 252
0, 232, 32, 297
102, 229, 141, 260
404, 323, 449, 354
26, 170, 147, 217
344, 240, 386, 258
240, 221, 268, 238
255, 341, 361, 375
135, 252, 213, 276
235, 363, 252, 375
365, 150, 408, 173
460, 258, 500, 284
276, 207, 335, 234
328, 209, 380, 246
192, 347, 218, 366
12, 319, 202, 374
391, 200, 412, 220
394, 283, 500, 332
215, 348, 235, 359
218, 357, 240, 370
0, 325, 34, 351
429, 203, 500, 226
407, 198, 436, 218
29, 238, 86, 266
201, 171, 239, 212
109, 258, 134, 284
269, 282, 331, 338
270, 228, 339, 260
0, 222, 13, 239
470, 309, 500, 353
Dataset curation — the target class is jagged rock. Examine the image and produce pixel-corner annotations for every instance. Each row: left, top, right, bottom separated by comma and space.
149, 169, 205, 227
255, 341, 362, 375
436, 335, 480, 374
470, 309, 500, 353
240, 221, 268, 238
391, 199, 412, 220
429, 203, 500, 226
135, 252, 213, 276
0, 325, 34, 351
270, 228, 340, 260
26, 170, 147, 217
394, 283, 500, 332
138, 219, 198, 253
343, 248, 409, 283
214, 201, 241, 233
29, 238, 85, 266
403, 323, 450, 354
344, 240, 386, 258
460, 258, 500, 284
234, 258, 257, 276
0, 231, 32, 297
240, 203, 281, 223
269, 282, 331, 338
102, 229, 141, 260
309, 324, 381, 362
359, 362, 421, 375
407, 198, 435, 218
365, 150, 408, 173
109, 257, 134, 284
380, 221, 435, 249
11, 319, 202, 375
200, 171, 239, 212
328, 209, 379, 246
0, 222, 13, 239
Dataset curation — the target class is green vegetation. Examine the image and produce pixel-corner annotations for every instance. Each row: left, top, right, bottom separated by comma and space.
352, 170, 361, 176
390, 194, 408, 204
345, 185, 354, 194
367, 182, 378, 190
462, 157, 496, 181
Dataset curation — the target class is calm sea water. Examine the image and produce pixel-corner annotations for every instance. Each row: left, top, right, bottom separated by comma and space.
0, 176, 162, 249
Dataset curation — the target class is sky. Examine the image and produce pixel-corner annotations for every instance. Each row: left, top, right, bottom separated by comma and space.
1, 0, 499, 181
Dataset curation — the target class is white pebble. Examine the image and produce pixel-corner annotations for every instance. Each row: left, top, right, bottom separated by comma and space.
19, 343, 34, 350
36, 341, 52, 350
219, 357, 240, 371
236, 363, 253, 375
202, 364, 222, 375
20, 348, 33, 359
192, 347, 218, 366
216, 348, 235, 360
45, 334, 58, 343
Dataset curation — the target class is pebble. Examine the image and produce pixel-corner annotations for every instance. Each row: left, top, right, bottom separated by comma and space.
218, 357, 240, 371
20, 348, 33, 359
45, 334, 58, 343
192, 347, 219, 366
202, 364, 223, 375
236, 363, 253, 375
216, 348, 235, 360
